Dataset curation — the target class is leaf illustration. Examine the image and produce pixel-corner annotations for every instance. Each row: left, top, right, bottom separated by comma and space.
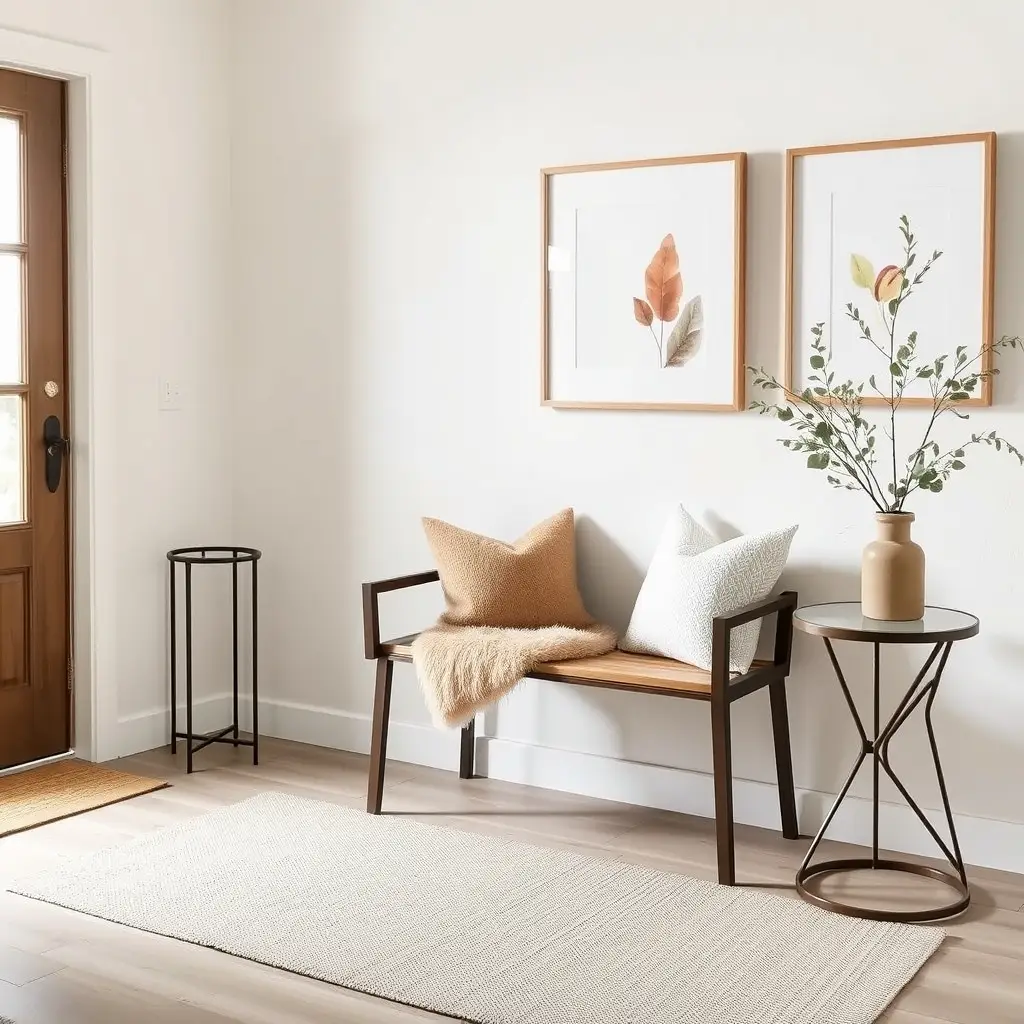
633, 296, 654, 327
873, 264, 904, 302
664, 295, 704, 367
644, 234, 683, 322
850, 254, 875, 290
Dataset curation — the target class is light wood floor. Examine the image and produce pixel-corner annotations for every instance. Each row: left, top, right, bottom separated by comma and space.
1, 739, 1023, 1023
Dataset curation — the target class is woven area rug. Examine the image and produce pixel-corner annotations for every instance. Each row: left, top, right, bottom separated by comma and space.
10, 792, 941, 1024
0, 760, 167, 838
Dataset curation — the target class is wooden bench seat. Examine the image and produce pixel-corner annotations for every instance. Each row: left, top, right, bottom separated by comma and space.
382, 633, 769, 699
362, 571, 800, 885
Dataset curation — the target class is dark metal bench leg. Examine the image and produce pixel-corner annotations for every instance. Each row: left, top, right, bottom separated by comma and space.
459, 719, 475, 779
367, 657, 393, 814
711, 691, 735, 886
769, 678, 800, 840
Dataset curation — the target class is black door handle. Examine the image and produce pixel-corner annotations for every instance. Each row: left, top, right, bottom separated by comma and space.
43, 415, 69, 493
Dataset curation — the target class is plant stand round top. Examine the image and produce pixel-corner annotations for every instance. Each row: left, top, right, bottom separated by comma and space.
792, 602, 978, 923
167, 547, 261, 774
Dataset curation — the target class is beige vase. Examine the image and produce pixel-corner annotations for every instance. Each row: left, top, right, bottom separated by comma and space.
861, 512, 925, 621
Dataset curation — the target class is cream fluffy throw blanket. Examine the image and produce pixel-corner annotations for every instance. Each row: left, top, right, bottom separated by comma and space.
412, 622, 618, 728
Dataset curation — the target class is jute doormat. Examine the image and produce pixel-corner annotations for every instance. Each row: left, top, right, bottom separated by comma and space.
0, 760, 168, 837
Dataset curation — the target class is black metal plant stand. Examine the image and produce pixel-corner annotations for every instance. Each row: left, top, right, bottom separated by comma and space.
792, 602, 979, 924
168, 547, 261, 774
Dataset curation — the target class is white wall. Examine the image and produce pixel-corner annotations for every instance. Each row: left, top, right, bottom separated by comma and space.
228, 0, 1024, 872
0, 0, 235, 754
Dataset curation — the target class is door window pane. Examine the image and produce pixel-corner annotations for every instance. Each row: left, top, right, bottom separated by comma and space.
0, 395, 24, 525
0, 117, 21, 244
0, 254, 23, 383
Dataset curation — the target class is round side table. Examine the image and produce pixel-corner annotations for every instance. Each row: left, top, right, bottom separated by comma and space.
168, 547, 261, 774
793, 602, 978, 923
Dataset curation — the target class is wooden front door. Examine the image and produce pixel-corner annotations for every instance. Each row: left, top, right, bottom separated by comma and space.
0, 70, 69, 769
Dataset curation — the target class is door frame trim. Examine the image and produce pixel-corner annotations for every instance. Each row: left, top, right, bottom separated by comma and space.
1, 28, 117, 762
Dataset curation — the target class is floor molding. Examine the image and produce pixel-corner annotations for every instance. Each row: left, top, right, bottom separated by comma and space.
479, 736, 1024, 875
117, 693, 238, 757
117, 695, 458, 771
116, 700, 1024, 874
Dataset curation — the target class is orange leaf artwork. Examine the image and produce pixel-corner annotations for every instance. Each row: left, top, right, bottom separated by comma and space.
633, 297, 654, 327
873, 264, 905, 302
644, 234, 683, 322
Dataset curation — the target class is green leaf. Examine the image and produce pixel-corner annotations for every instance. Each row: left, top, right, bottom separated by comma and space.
813, 387, 827, 397
930, 479, 944, 492
777, 406, 794, 421
950, 392, 970, 401
917, 367, 934, 378
890, 363, 902, 376
814, 422, 832, 440
888, 298, 898, 316
897, 345, 910, 362
954, 449, 965, 457
807, 453, 830, 470
850, 254, 875, 290
951, 460, 966, 470
809, 355, 825, 369
869, 374, 877, 390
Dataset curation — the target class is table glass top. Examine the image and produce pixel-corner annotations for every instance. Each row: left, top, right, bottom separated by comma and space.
794, 602, 978, 637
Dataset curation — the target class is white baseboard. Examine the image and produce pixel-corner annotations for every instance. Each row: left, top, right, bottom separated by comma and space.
116, 694, 458, 771
480, 736, 1024, 875
117, 693, 238, 756
116, 700, 1024, 874
252, 697, 458, 770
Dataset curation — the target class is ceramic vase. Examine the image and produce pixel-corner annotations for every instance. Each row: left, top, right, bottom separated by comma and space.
861, 512, 925, 621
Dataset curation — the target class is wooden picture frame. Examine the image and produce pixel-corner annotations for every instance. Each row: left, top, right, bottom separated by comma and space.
541, 152, 746, 412
785, 132, 996, 408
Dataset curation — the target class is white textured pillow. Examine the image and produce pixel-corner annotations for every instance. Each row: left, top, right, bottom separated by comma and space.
620, 507, 797, 674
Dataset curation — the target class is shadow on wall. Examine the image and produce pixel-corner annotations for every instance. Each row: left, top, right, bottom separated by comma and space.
575, 515, 645, 633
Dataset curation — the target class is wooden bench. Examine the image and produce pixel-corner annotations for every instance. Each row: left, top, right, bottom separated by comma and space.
362, 572, 800, 885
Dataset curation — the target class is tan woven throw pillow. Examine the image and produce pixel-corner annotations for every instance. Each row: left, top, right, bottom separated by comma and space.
422, 509, 593, 629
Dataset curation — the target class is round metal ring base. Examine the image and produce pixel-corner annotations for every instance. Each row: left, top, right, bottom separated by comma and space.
796, 857, 970, 923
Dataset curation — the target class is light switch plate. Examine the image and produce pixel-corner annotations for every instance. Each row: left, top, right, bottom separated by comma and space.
159, 377, 182, 412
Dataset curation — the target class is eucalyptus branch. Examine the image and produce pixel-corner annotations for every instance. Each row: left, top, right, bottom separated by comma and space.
750, 347, 888, 511
748, 215, 1022, 513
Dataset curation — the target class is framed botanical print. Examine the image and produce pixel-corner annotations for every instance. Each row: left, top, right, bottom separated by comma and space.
785, 132, 996, 407
541, 152, 746, 411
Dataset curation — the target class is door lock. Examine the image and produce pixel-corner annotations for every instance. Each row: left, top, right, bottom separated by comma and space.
43, 415, 69, 493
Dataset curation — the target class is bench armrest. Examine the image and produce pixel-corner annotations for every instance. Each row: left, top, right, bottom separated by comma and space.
362, 571, 440, 659
711, 591, 798, 695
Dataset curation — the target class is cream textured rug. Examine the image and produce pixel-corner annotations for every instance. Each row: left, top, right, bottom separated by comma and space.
413, 622, 617, 727
10, 793, 942, 1024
